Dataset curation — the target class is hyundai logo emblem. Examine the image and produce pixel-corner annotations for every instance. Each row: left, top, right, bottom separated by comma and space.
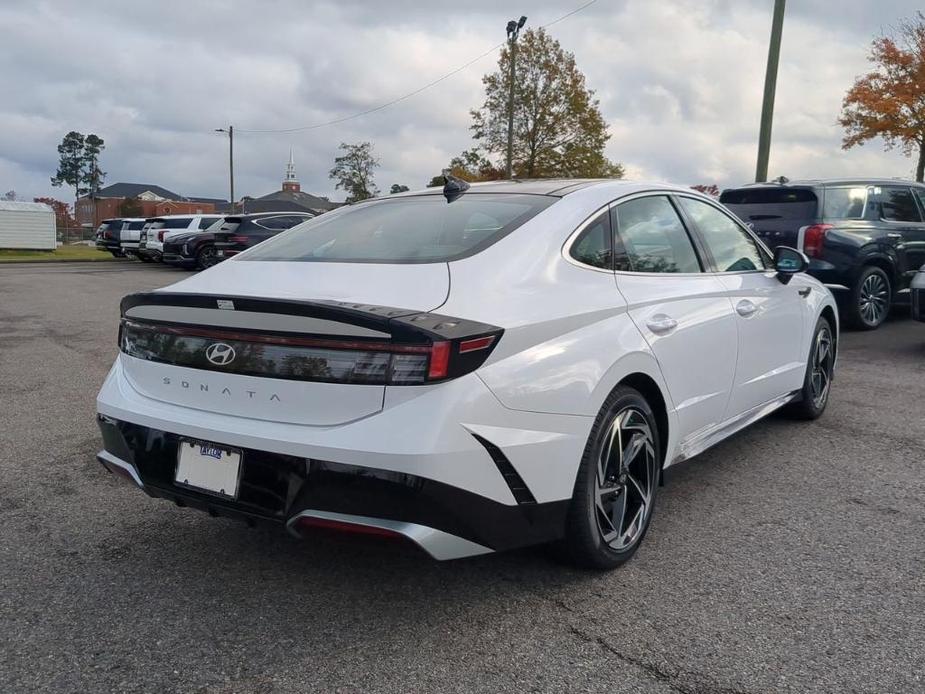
205, 343, 236, 366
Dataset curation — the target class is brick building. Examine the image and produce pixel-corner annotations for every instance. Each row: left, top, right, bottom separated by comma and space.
76, 183, 224, 228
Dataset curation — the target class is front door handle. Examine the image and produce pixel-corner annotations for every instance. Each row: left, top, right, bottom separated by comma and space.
646, 314, 678, 334
735, 299, 758, 317
886, 232, 903, 240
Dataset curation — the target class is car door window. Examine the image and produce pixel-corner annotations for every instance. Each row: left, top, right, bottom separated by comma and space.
612, 196, 701, 273
879, 186, 922, 222
678, 197, 767, 272
569, 211, 612, 270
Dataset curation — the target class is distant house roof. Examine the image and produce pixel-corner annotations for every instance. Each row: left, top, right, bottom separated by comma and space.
92, 182, 185, 200
0, 200, 54, 213
254, 189, 339, 213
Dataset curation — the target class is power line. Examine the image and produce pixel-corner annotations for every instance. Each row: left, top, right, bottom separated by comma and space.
235, 0, 598, 135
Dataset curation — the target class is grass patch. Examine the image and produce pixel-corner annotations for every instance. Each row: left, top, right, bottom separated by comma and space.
0, 245, 118, 263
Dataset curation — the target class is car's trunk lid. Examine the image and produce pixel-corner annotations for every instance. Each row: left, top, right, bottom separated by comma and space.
119, 262, 450, 426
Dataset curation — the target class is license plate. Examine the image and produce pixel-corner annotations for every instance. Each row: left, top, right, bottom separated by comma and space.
175, 439, 242, 498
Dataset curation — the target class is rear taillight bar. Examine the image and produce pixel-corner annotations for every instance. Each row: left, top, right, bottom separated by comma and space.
119, 317, 501, 386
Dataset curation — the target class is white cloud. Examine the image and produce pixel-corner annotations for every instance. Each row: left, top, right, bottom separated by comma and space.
0, 0, 921, 205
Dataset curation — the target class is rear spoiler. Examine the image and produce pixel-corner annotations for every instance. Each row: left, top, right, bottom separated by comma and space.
119, 292, 503, 383
120, 292, 498, 344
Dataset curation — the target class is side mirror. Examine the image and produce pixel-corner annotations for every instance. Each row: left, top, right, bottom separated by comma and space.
774, 246, 809, 285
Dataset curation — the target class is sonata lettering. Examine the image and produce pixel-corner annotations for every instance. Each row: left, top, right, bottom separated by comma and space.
160, 377, 281, 402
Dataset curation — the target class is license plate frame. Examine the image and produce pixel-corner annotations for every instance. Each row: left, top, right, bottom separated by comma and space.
175, 438, 243, 499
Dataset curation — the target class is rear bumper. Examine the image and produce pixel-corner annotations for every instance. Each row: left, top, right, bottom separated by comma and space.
95, 359, 591, 559
96, 416, 568, 559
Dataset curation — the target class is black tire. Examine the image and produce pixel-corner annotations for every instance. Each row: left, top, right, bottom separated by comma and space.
847, 266, 890, 330
560, 385, 661, 570
784, 316, 835, 420
196, 245, 219, 270
110, 250, 125, 258
137, 254, 153, 263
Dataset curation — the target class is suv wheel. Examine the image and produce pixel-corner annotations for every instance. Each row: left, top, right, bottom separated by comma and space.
560, 385, 661, 570
196, 245, 219, 270
848, 266, 890, 330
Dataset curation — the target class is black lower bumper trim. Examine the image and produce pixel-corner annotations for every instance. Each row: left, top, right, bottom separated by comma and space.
96, 416, 570, 552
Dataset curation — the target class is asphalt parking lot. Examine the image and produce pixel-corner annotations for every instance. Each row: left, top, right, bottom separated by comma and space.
1, 261, 923, 693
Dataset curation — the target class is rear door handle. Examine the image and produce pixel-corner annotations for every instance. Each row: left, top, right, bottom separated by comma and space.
646, 314, 678, 334
735, 299, 758, 317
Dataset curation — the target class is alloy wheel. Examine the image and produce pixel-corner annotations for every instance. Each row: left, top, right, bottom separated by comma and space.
859, 273, 888, 325
810, 326, 834, 409
594, 407, 658, 551
198, 247, 218, 269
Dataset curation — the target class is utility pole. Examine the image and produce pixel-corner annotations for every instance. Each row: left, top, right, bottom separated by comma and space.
215, 126, 235, 211
505, 16, 527, 180
755, 0, 786, 183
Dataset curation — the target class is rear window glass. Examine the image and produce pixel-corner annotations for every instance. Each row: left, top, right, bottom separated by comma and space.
720, 187, 818, 221
127, 220, 145, 230
154, 218, 193, 229
822, 187, 869, 219
242, 194, 556, 263
720, 188, 817, 205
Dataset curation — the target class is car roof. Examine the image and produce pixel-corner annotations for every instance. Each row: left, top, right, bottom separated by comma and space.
386, 178, 695, 200
726, 178, 925, 191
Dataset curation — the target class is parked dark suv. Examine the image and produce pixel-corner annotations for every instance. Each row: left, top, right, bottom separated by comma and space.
162, 212, 313, 270
721, 179, 925, 329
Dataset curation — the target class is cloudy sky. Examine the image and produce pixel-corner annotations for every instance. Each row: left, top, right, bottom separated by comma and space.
1, 0, 921, 205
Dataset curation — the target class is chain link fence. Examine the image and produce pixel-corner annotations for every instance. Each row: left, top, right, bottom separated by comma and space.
58, 227, 97, 244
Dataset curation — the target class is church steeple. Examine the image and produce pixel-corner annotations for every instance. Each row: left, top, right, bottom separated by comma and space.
282, 149, 300, 192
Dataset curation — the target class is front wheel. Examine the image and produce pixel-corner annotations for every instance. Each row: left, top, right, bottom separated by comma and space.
196, 245, 219, 270
847, 266, 890, 330
784, 316, 835, 420
560, 386, 661, 570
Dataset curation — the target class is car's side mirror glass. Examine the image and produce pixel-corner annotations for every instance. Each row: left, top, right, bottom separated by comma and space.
774, 246, 808, 284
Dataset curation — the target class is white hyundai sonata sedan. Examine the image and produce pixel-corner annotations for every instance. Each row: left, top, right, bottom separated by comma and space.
96, 178, 838, 569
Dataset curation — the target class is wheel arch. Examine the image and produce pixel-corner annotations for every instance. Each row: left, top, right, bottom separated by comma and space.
858, 254, 897, 293
617, 372, 670, 472
819, 304, 838, 363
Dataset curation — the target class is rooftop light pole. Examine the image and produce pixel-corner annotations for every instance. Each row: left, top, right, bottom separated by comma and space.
505, 15, 527, 180
215, 126, 234, 212
755, 0, 786, 183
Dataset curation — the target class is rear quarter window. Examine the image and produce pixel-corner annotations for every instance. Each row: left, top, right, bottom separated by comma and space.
822, 187, 870, 220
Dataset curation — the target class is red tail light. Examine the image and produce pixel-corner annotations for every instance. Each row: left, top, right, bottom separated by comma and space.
157, 230, 166, 242
229, 235, 249, 244
803, 224, 832, 259
293, 516, 403, 539
103, 231, 112, 239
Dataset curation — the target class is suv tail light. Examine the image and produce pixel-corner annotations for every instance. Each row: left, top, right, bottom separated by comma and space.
802, 224, 833, 259
157, 230, 166, 242
229, 235, 249, 244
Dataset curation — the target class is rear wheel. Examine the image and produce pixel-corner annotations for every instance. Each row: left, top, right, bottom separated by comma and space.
109, 250, 125, 258
847, 266, 890, 330
785, 316, 835, 420
137, 253, 153, 263
196, 245, 219, 270
560, 386, 661, 570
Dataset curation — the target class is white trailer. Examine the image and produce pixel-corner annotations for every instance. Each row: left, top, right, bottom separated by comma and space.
0, 201, 56, 250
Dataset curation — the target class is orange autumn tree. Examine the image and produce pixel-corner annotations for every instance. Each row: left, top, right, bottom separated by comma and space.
839, 12, 925, 181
